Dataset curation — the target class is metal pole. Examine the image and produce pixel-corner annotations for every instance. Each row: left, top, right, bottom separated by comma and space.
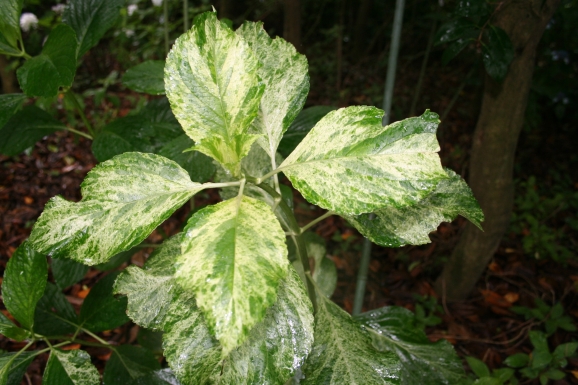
353, 0, 405, 316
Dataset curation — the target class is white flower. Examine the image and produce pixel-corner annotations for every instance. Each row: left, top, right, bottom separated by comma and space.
151, 0, 163, 6
127, 4, 138, 16
20, 13, 38, 33
124, 29, 135, 37
51, 4, 66, 14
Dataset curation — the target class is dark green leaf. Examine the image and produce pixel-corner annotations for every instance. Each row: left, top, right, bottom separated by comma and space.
63, 0, 124, 58
553, 342, 578, 360
346, 169, 483, 247
0, 352, 34, 385
137, 328, 163, 355
356, 306, 465, 385
0, 105, 65, 156
91, 116, 156, 162
545, 369, 566, 380
435, 19, 477, 45
482, 26, 514, 81
0, 33, 22, 56
94, 247, 137, 271
103, 345, 160, 385
42, 349, 99, 385
0, 0, 23, 50
29, 152, 203, 265
0, 313, 28, 341
34, 282, 78, 336
122, 61, 165, 95
465, 357, 490, 378
157, 134, 215, 183
0, 94, 26, 128
16, 24, 78, 97
455, 0, 489, 17
79, 272, 129, 332
2, 241, 47, 330
442, 38, 471, 66
302, 293, 400, 384
503, 353, 529, 369
473, 378, 501, 385
51, 258, 89, 289
278, 105, 336, 157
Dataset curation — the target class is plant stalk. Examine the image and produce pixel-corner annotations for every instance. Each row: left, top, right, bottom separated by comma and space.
183, 0, 189, 32
300, 211, 333, 234
354, 0, 405, 316
65, 90, 95, 137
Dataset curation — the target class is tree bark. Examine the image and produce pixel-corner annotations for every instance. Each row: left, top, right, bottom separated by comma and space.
283, 0, 302, 52
435, 0, 560, 300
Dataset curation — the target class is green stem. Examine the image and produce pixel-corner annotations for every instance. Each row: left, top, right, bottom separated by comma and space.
64, 126, 93, 140
41, 335, 114, 348
65, 90, 94, 136
163, 0, 170, 56
81, 328, 110, 346
300, 211, 334, 234
202, 181, 244, 189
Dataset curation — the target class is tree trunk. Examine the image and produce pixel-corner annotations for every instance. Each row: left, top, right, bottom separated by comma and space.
0, 55, 18, 94
435, 0, 560, 300
283, 0, 302, 52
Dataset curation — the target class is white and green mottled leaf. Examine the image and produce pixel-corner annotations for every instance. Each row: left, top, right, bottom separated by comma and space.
302, 291, 401, 385
164, 267, 313, 385
236, 21, 309, 160
355, 306, 465, 385
278, 105, 337, 158
116, 237, 314, 385
346, 168, 484, 247
176, 196, 289, 354
114, 234, 185, 330
279, 108, 447, 216
42, 349, 100, 385
193, 133, 260, 176
29, 152, 202, 265
165, 12, 264, 172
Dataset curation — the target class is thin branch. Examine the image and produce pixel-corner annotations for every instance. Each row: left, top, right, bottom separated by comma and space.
300, 211, 334, 234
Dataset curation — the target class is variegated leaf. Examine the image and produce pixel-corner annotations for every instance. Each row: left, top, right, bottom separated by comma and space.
356, 306, 465, 385
43, 349, 100, 385
236, 21, 309, 160
346, 168, 484, 247
115, 237, 314, 385
279, 108, 447, 216
114, 234, 185, 330
29, 152, 202, 265
302, 291, 401, 385
165, 11, 264, 174
176, 196, 289, 354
